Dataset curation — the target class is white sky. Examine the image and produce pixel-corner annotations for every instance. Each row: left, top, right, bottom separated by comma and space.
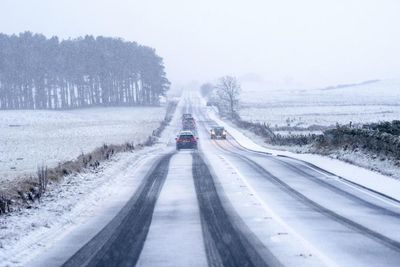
1, 0, 399, 90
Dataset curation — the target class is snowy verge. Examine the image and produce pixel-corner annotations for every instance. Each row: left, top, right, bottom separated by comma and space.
0, 146, 163, 266
206, 107, 400, 202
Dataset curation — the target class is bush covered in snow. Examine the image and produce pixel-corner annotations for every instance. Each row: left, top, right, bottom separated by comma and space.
364, 120, 400, 136
234, 119, 275, 139
234, 117, 317, 147
235, 114, 400, 162
317, 121, 400, 160
271, 133, 318, 146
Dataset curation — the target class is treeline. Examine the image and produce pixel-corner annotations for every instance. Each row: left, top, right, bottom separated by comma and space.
0, 32, 170, 109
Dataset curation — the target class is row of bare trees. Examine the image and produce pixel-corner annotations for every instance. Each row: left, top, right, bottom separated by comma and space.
0, 32, 170, 109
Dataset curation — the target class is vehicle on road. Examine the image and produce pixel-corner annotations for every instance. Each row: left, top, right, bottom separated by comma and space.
182, 113, 193, 120
182, 117, 196, 130
210, 126, 227, 139
176, 130, 198, 150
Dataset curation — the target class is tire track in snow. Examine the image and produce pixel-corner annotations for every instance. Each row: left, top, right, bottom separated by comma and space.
61, 152, 174, 267
213, 140, 400, 253
225, 134, 400, 209
192, 152, 281, 267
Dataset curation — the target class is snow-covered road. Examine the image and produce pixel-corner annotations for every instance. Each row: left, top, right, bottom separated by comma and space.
136, 152, 207, 267
9, 94, 400, 267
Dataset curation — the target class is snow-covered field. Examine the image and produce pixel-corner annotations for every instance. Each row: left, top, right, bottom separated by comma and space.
241, 79, 400, 106
240, 105, 400, 128
239, 79, 400, 129
0, 107, 165, 182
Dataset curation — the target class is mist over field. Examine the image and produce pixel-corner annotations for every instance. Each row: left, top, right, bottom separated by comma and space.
1, 0, 400, 90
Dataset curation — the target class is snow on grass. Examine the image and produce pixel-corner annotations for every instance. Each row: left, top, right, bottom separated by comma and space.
0, 107, 165, 183
0, 146, 164, 266
241, 79, 400, 106
240, 105, 400, 129
239, 79, 400, 131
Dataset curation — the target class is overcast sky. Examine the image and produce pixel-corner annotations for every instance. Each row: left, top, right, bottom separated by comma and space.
1, 0, 399, 90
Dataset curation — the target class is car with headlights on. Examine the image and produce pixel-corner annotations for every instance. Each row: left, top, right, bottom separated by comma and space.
210, 126, 227, 139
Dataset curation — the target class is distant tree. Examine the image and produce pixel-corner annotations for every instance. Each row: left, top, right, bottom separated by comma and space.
0, 32, 169, 110
200, 83, 214, 97
215, 76, 241, 118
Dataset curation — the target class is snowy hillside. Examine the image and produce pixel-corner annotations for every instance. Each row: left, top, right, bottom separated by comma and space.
240, 105, 400, 128
240, 79, 400, 106
239, 79, 400, 129
0, 107, 165, 182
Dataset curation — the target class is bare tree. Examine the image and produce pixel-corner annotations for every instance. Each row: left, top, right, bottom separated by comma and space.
215, 76, 241, 118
